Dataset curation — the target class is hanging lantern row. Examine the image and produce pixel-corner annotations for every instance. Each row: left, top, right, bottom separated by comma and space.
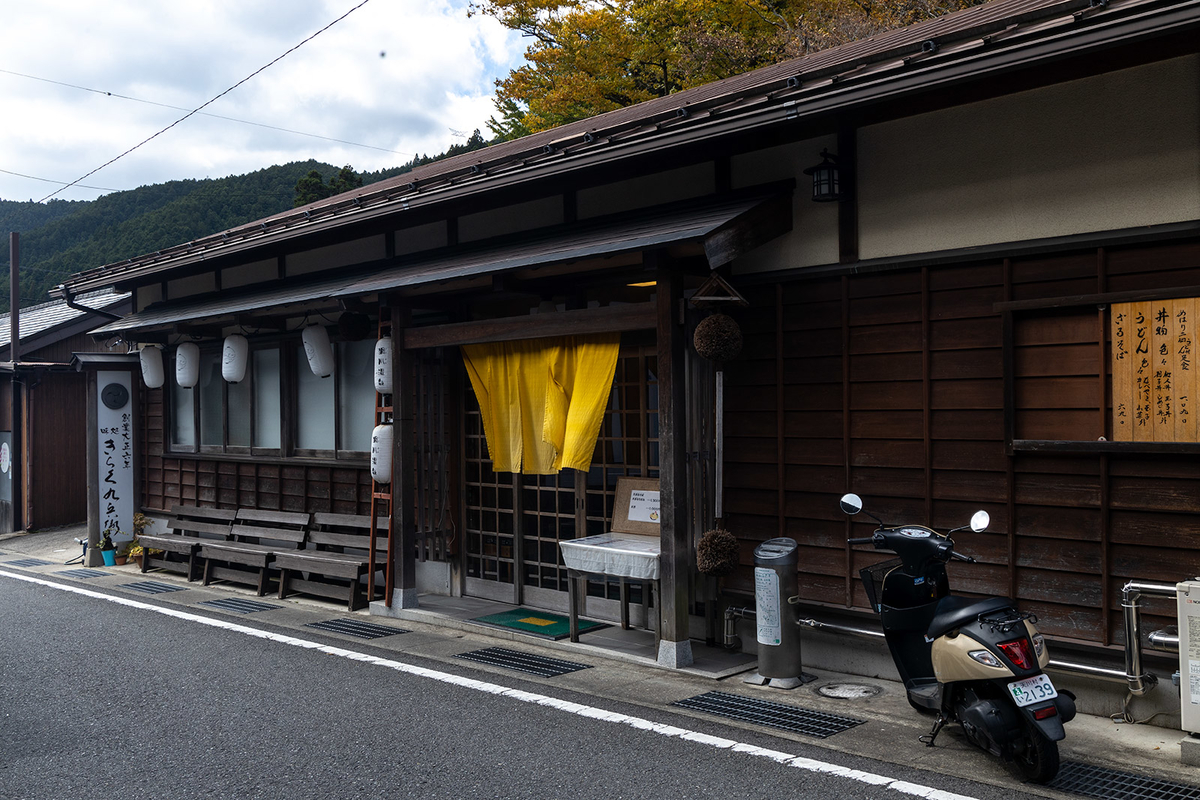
138, 326, 342, 389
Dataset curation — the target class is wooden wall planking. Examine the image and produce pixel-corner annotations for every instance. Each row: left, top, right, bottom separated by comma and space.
724, 237, 1200, 646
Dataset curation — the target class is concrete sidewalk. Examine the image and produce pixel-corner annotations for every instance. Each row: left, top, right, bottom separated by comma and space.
2, 524, 1197, 799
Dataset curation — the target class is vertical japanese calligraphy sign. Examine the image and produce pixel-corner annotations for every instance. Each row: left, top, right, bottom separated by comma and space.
1112, 298, 1198, 444
96, 371, 134, 542
1178, 298, 1197, 443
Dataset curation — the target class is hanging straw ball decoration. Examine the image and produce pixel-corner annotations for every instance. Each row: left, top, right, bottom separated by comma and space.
693, 312, 743, 361
139, 345, 164, 389
697, 528, 740, 576
338, 311, 372, 341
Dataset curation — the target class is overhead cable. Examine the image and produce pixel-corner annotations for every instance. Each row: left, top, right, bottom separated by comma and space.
38, 0, 375, 203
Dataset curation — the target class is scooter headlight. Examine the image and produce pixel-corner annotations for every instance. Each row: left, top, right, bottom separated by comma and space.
968, 649, 1002, 668
1032, 632, 1045, 658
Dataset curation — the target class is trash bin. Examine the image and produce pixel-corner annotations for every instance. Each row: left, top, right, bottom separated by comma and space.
744, 537, 813, 689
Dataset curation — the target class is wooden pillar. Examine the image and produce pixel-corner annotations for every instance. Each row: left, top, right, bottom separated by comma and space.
655, 258, 693, 668
390, 303, 419, 607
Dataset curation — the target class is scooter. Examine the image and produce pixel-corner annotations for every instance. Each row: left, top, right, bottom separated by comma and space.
839, 493, 1075, 783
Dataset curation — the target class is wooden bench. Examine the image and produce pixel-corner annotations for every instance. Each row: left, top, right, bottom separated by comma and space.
200, 509, 310, 596
139, 505, 236, 581
274, 513, 388, 611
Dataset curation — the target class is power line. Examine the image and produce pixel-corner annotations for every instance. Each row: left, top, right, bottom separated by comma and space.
0, 67, 413, 158
38, 0, 375, 203
0, 168, 118, 193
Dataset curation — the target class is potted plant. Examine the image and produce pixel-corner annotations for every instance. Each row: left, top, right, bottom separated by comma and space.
98, 529, 117, 566
127, 541, 145, 569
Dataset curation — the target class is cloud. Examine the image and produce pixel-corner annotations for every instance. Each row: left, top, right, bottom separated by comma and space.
1, 0, 525, 202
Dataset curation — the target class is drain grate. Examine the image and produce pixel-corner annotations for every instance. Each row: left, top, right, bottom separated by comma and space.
124, 580, 186, 594
197, 597, 279, 614
58, 569, 110, 579
6, 558, 52, 568
1051, 761, 1200, 800
454, 647, 592, 678
674, 691, 864, 738
304, 618, 408, 639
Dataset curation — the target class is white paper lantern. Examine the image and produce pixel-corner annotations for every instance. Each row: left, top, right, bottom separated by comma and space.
222, 334, 249, 383
175, 342, 200, 388
370, 424, 393, 483
374, 337, 393, 394
139, 345, 164, 389
302, 325, 335, 378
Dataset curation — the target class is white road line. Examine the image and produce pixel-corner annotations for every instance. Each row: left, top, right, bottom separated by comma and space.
2, 568, 980, 800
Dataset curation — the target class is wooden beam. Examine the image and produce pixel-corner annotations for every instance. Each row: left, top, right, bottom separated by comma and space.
402, 302, 655, 349
995, 284, 1200, 313
656, 257, 692, 667
391, 303, 419, 607
703, 193, 792, 269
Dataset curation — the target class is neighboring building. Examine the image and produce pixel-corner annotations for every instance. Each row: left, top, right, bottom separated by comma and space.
54, 0, 1200, 695
0, 289, 132, 531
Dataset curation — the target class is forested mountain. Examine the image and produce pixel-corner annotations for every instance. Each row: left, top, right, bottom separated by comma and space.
0, 130, 488, 313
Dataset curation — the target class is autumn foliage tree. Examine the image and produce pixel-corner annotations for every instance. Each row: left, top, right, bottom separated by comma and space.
472, 0, 986, 139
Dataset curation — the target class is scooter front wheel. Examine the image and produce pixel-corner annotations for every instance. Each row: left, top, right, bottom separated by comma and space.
1011, 721, 1060, 784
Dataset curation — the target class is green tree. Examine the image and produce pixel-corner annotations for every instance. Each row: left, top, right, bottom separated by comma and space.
471, 0, 988, 139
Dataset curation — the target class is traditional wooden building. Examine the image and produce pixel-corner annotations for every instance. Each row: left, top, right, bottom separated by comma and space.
55, 0, 1200, 695
0, 289, 132, 531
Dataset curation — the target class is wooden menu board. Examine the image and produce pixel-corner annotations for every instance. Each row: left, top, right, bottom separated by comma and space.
1111, 298, 1197, 442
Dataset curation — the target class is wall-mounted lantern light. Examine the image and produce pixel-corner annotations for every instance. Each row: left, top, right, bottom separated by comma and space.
803, 149, 845, 202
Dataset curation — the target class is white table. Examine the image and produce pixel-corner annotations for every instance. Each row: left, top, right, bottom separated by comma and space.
559, 533, 662, 642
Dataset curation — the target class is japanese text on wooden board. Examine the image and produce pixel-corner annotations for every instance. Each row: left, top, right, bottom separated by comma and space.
1111, 299, 1196, 442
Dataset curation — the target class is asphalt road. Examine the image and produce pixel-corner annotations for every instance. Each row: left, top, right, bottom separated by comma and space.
0, 571, 1048, 800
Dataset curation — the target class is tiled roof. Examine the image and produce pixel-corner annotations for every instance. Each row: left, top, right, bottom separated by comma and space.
0, 289, 129, 348
59, 0, 1193, 292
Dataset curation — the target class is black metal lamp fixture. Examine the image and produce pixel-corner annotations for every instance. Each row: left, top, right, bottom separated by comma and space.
803, 148, 845, 202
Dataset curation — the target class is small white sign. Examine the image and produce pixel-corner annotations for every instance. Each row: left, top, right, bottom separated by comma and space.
755, 567, 782, 646
627, 489, 660, 524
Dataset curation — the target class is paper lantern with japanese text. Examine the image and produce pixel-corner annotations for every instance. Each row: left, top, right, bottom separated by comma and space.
139, 345, 164, 389
175, 342, 200, 388
374, 338, 393, 394
370, 424, 393, 483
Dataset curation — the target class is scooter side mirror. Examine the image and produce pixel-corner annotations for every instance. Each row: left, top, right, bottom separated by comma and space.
840, 493, 863, 515
970, 510, 990, 532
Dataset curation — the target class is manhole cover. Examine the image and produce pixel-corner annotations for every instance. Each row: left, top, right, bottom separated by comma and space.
815, 683, 881, 700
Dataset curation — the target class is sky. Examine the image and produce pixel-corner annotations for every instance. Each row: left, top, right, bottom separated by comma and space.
1, 0, 527, 203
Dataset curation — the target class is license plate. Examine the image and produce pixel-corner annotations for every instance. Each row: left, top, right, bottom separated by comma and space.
1007, 673, 1058, 707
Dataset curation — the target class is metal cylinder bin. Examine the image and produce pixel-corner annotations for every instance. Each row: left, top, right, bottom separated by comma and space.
746, 537, 812, 689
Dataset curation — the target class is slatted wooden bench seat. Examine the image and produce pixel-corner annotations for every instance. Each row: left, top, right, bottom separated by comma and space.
139, 505, 236, 581
200, 509, 310, 596
275, 513, 388, 611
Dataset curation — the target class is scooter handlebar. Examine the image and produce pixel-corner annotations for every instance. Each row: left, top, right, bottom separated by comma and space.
950, 551, 976, 563
847, 537, 876, 546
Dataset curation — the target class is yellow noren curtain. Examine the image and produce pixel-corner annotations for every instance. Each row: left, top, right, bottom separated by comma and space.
462, 333, 620, 475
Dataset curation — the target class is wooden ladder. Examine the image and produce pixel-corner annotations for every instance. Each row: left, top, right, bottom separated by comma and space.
369, 311, 395, 606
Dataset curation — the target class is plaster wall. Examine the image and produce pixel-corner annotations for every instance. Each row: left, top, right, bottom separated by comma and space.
136, 284, 162, 312
166, 272, 216, 301
286, 234, 386, 277
858, 55, 1200, 259
395, 220, 448, 256
578, 163, 715, 219
459, 196, 563, 243
222, 258, 277, 290
730, 134, 841, 272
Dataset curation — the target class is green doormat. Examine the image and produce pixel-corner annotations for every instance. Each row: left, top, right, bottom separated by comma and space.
471, 607, 607, 640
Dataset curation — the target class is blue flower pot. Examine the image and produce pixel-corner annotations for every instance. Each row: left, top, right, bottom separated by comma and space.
101, 550, 116, 566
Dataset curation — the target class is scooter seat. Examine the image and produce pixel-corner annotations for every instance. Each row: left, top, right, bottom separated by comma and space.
926, 595, 1014, 639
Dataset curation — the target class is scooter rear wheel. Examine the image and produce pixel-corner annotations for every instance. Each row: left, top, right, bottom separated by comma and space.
1011, 721, 1060, 784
